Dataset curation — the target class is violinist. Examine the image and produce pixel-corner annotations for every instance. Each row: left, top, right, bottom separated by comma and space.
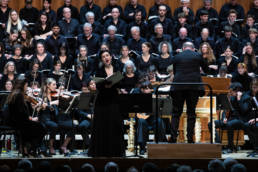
38, 78, 59, 155
40, 78, 76, 155
208, 82, 245, 154
6, 75, 46, 157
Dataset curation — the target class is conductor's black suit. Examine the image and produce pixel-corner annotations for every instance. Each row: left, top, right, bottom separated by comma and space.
170, 49, 208, 143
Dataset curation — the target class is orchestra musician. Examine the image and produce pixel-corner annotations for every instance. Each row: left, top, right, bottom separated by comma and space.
89, 50, 125, 157
38, 78, 59, 156
6, 75, 46, 157
134, 81, 167, 155
43, 77, 75, 155
208, 82, 246, 153
241, 78, 258, 153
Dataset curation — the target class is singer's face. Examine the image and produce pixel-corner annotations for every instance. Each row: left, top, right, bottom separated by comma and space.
101, 52, 111, 65
228, 13, 237, 22
80, 47, 87, 57
32, 64, 39, 71
121, 47, 129, 56
54, 63, 61, 71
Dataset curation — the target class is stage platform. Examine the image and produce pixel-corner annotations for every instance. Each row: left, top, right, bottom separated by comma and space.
1, 150, 258, 171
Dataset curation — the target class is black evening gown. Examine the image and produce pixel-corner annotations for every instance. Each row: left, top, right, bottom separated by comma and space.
89, 65, 125, 157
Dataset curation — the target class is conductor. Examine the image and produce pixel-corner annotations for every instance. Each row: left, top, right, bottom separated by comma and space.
170, 42, 208, 143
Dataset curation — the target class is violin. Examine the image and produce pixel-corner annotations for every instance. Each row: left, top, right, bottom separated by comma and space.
50, 90, 59, 97
25, 94, 39, 105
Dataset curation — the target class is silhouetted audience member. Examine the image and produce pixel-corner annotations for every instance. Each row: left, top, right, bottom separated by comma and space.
142, 162, 159, 172
37, 160, 51, 172
127, 166, 139, 172
104, 162, 119, 172
231, 163, 247, 172
208, 159, 225, 172
223, 158, 238, 172
0, 165, 11, 172
54, 165, 72, 172
17, 159, 33, 171
176, 165, 192, 172
80, 163, 96, 172
166, 163, 180, 172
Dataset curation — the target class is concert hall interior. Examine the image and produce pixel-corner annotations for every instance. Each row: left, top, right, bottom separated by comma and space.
0, 0, 258, 171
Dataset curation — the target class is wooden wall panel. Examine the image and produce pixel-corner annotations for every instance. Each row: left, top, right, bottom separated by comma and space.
7, 0, 254, 16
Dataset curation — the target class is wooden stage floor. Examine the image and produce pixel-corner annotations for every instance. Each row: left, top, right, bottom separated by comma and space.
1, 150, 258, 171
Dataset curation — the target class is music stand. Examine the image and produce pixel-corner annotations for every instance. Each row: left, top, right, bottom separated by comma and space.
0, 92, 10, 124
118, 94, 152, 158
77, 93, 96, 116
0, 92, 10, 154
75, 92, 96, 155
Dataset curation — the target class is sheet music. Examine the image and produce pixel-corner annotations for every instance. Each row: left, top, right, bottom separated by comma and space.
93, 71, 124, 86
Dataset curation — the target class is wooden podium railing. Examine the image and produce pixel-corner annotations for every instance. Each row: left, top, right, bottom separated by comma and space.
202, 76, 231, 95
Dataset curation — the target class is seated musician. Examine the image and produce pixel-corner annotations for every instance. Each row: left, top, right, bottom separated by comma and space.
38, 78, 69, 155
7, 75, 46, 157
241, 78, 258, 154
208, 82, 246, 153
134, 81, 167, 155
68, 64, 93, 151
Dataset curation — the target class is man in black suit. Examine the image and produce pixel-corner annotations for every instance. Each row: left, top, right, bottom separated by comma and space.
170, 42, 208, 143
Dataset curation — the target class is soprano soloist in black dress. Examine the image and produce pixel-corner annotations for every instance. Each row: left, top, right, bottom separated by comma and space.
88, 65, 125, 157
